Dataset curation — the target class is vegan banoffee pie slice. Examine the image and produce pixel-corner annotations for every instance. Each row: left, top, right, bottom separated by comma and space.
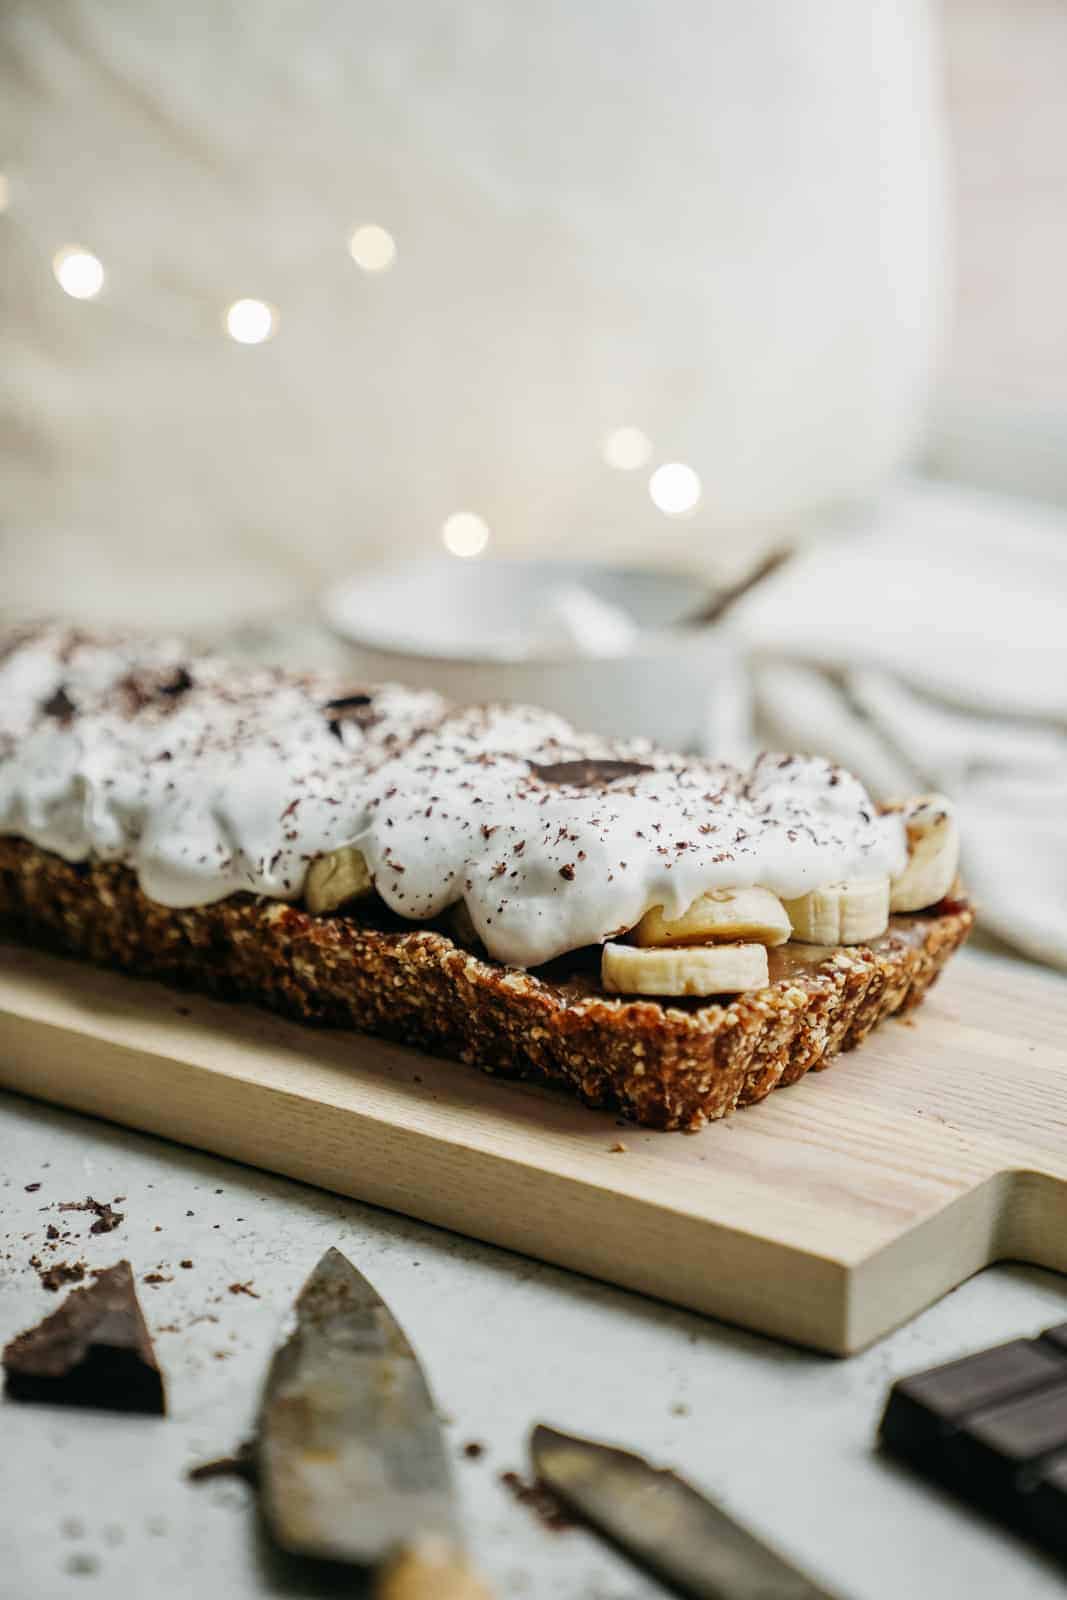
0, 624, 973, 1130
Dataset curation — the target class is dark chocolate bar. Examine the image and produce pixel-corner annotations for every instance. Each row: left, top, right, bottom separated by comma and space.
879, 1323, 1067, 1560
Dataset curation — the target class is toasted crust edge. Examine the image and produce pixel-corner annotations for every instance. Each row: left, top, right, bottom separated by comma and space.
0, 837, 974, 1131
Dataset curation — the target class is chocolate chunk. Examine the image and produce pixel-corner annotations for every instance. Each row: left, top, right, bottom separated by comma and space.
42, 685, 76, 723
3, 1261, 165, 1414
528, 758, 654, 789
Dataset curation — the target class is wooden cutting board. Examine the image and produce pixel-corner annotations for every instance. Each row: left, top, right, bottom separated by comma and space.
1, 943, 1064, 1355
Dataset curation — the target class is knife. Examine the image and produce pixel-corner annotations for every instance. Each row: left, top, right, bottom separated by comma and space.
532, 1425, 841, 1600
257, 1247, 493, 1598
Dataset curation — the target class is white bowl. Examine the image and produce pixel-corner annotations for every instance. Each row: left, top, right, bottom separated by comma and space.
321, 559, 744, 752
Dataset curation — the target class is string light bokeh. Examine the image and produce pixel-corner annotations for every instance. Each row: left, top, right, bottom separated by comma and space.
225, 298, 277, 345
348, 224, 397, 273
441, 512, 491, 558
53, 246, 105, 301
649, 461, 702, 515
602, 427, 653, 471
22, 184, 705, 560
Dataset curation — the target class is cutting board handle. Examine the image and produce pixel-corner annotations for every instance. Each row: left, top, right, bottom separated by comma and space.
374, 1537, 495, 1600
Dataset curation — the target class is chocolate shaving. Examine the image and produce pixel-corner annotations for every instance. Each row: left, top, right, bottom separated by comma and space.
3, 1261, 165, 1414
528, 758, 654, 789
323, 692, 376, 740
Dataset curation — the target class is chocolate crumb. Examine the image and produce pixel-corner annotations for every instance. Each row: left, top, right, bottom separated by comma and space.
64, 1553, 100, 1577
42, 685, 76, 722
57, 1196, 124, 1235
463, 1440, 486, 1460
38, 1260, 87, 1293
558, 864, 575, 881
499, 1470, 575, 1532
143, 1273, 172, 1286
24, 1182, 41, 1193
187, 1439, 258, 1486
179, 1260, 193, 1270
160, 665, 193, 698
228, 1281, 259, 1299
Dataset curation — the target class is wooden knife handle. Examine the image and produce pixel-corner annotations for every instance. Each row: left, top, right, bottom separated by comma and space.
374, 1537, 495, 1600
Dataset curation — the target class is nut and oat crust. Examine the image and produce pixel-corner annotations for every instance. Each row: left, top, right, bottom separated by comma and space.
0, 836, 973, 1130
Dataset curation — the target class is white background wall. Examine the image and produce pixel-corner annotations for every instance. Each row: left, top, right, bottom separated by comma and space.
1, 0, 946, 626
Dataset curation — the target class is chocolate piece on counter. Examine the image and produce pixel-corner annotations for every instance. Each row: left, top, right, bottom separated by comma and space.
946, 1381, 1067, 1511
880, 1339, 1067, 1475
3, 1261, 165, 1414
528, 758, 655, 789
1040, 1323, 1067, 1357
879, 1326, 1067, 1560
1026, 1452, 1067, 1558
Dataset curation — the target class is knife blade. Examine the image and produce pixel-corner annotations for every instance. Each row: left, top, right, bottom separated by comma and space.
258, 1247, 492, 1597
531, 1425, 841, 1600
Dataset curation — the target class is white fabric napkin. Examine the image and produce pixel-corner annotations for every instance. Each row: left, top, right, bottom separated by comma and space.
731, 480, 1067, 971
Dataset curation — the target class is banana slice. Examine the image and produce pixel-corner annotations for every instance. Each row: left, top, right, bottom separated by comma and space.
634, 886, 791, 949
890, 795, 960, 913
304, 846, 374, 914
602, 940, 769, 997
783, 878, 889, 945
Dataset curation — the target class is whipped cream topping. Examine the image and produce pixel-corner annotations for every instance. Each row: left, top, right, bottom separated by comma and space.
0, 627, 908, 968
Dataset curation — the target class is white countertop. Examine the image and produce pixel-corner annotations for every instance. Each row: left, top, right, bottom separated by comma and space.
2, 949, 1066, 1600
